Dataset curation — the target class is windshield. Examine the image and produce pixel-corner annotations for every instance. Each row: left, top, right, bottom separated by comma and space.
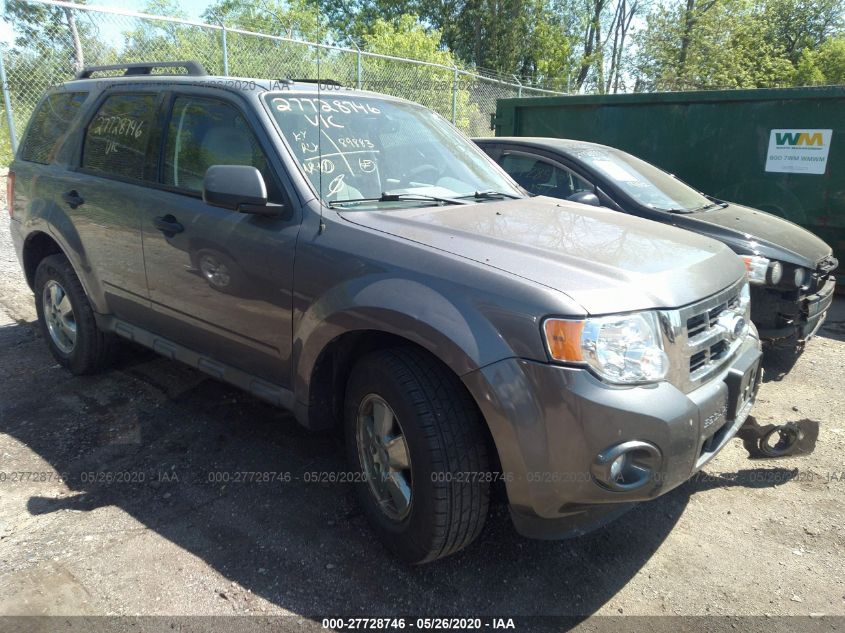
264, 93, 523, 207
574, 147, 712, 212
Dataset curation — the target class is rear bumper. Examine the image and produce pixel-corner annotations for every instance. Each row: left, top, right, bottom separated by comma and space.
463, 334, 762, 539
754, 277, 836, 344
9, 217, 24, 272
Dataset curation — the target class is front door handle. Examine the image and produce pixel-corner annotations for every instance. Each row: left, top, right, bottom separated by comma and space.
62, 190, 84, 209
153, 214, 184, 236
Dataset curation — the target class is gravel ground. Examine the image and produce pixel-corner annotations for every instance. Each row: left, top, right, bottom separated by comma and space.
0, 171, 843, 628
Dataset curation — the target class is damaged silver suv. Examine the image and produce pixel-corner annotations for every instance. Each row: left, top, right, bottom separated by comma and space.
9, 61, 765, 563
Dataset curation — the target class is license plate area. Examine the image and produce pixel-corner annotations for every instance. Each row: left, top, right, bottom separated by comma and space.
726, 358, 761, 422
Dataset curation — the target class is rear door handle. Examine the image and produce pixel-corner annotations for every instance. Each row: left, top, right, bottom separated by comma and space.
62, 190, 84, 209
153, 215, 184, 236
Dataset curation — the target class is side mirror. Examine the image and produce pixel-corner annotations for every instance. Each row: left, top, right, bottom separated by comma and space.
567, 191, 601, 207
203, 165, 285, 216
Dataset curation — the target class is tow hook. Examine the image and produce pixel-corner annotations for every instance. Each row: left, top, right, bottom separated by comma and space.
736, 417, 819, 459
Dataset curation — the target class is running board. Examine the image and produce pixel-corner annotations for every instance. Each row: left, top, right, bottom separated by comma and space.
97, 315, 296, 411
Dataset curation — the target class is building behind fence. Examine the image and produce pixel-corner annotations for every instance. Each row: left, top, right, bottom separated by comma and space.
0, 0, 563, 160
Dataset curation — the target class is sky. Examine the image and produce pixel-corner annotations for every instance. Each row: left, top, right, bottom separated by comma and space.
99, 0, 210, 20
0, 0, 214, 45
0, 0, 216, 47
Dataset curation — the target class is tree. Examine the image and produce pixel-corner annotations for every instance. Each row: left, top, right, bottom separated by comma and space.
761, 0, 843, 64
122, 0, 226, 74
531, 12, 578, 90
360, 14, 482, 129
795, 37, 845, 85
604, 0, 640, 92
203, 0, 327, 41
3, 0, 89, 73
1, 0, 103, 160
633, 0, 832, 91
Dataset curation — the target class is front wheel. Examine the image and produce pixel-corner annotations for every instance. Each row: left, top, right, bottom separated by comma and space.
344, 348, 490, 564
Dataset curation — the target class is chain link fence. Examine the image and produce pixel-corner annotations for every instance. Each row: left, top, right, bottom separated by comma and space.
0, 0, 563, 162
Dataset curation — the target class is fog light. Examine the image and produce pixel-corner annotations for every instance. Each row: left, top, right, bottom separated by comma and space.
591, 440, 662, 492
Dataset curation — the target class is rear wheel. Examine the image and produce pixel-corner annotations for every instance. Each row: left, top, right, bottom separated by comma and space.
34, 254, 115, 374
344, 348, 490, 564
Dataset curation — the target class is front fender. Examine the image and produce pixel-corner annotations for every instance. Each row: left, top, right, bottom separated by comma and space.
293, 275, 524, 406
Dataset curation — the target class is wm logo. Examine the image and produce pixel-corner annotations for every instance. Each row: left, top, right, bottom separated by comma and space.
775, 131, 824, 146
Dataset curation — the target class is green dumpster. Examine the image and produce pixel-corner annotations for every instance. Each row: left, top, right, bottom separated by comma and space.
493, 86, 845, 275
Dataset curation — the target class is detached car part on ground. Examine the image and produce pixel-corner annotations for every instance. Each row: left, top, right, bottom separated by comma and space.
475, 137, 838, 353
6, 61, 807, 564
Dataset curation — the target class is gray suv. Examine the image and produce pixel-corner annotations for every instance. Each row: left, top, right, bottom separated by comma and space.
9, 61, 763, 563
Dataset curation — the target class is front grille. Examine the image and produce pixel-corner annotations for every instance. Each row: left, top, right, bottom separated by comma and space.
686, 298, 739, 337
683, 293, 743, 377
689, 350, 707, 373
661, 279, 749, 393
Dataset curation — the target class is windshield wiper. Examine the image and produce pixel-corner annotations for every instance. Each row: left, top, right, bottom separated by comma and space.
658, 201, 726, 213
456, 190, 522, 200
691, 202, 727, 212
328, 192, 468, 208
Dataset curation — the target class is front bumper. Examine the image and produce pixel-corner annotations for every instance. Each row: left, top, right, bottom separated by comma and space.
463, 333, 762, 539
753, 277, 836, 344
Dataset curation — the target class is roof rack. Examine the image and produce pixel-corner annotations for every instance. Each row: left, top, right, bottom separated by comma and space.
74, 61, 207, 80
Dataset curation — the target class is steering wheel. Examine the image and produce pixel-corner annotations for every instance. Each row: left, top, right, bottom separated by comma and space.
404, 163, 440, 185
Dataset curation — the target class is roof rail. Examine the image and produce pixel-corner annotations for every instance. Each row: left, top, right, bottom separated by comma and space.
290, 78, 344, 87
74, 61, 207, 80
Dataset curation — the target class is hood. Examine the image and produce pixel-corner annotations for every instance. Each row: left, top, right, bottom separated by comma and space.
341, 197, 745, 314
673, 202, 832, 268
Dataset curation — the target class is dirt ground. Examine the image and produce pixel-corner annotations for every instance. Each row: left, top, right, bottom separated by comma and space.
0, 170, 843, 629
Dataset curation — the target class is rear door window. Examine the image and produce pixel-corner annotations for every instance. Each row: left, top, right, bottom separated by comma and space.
19, 92, 88, 164
81, 93, 158, 181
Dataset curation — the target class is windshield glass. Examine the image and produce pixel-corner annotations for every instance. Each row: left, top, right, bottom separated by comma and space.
264, 93, 523, 207
573, 147, 712, 212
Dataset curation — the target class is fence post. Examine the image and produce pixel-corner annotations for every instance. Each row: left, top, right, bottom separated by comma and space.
355, 43, 362, 90
512, 75, 523, 98
0, 48, 17, 155
451, 66, 458, 124
221, 26, 229, 76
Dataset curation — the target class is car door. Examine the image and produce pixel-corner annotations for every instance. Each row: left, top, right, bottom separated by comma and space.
138, 92, 300, 387
70, 90, 164, 325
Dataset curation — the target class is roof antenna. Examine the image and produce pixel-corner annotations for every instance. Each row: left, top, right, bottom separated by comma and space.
317, 45, 326, 235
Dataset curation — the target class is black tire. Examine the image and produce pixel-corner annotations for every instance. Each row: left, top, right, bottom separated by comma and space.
34, 254, 116, 375
344, 347, 490, 564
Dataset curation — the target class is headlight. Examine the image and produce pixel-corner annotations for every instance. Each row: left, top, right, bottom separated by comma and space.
740, 255, 782, 285
544, 312, 669, 384
738, 280, 752, 323
738, 280, 751, 311
793, 267, 806, 288
769, 261, 783, 284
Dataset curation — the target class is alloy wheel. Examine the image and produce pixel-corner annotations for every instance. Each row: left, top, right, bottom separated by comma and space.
42, 280, 77, 354
356, 393, 413, 521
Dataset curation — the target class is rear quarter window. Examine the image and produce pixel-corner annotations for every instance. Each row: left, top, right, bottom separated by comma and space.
81, 93, 158, 181
19, 92, 88, 164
